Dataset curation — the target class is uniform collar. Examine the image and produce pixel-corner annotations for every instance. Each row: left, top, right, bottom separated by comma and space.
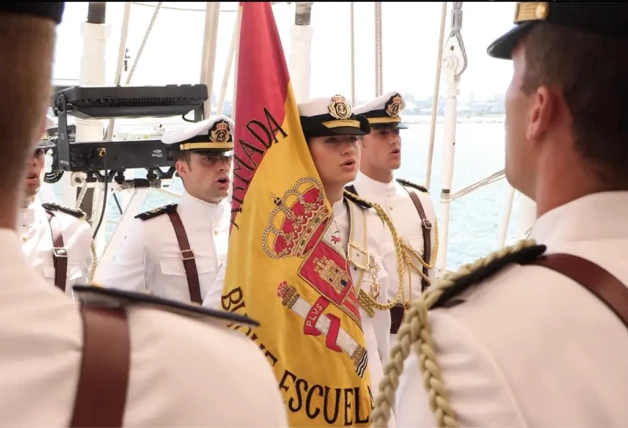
19, 196, 45, 228
353, 171, 396, 198
179, 191, 227, 222
530, 191, 628, 248
332, 199, 345, 217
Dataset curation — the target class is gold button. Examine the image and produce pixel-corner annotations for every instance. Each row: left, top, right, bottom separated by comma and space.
213, 229, 219, 236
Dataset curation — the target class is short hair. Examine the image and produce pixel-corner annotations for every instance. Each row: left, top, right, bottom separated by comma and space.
0, 13, 56, 199
521, 23, 628, 188
176, 150, 191, 164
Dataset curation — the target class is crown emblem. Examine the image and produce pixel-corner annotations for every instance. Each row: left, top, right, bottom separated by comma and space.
385, 94, 402, 117
262, 177, 331, 259
209, 120, 232, 143
328, 94, 352, 120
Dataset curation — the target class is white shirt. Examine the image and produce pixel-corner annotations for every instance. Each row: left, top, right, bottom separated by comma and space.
351, 172, 437, 303
0, 227, 286, 426
19, 197, 93, 297
395, 191, 628, 427
97, 191, 230, 304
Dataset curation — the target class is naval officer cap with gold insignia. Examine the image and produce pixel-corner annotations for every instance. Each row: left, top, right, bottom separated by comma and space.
37, 115, 56, 150
488, 2, 628, 60
161, 115, 235, 155
353, 91, 408, 130
298, 94, 371, 140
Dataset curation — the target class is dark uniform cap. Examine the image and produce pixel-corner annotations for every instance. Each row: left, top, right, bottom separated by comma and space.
0, 2, 65, 24
36, 115, 56, 150
488, 2, 628, 60
298, 94, 371, 140
161, 115, 235, 155
353, 91, 408, 131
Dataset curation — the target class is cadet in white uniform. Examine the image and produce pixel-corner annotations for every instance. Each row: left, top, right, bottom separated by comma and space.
97, 116, 233, 305
372, 2, 628, 427
349, 92, 438, 347
0, 3, 287, 426
20, 116, 94, 296
298, 95, 404, 421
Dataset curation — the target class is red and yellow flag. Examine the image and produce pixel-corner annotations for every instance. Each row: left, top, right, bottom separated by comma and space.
221, 2, 372, 426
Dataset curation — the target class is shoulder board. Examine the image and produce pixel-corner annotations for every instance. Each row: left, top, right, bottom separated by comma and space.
396, 178, 429, 193
343, 189, 371, 210
135, 203, 178, 221
41, 202, 86, 219
430, 244, 547, 310
73, 285, 259, 327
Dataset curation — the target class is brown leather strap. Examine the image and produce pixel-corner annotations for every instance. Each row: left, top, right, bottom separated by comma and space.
526, 253, 628, 329
45, 210, 68, 291
400, 186, 432, 291
70, 307, 130, 428
166, 210, 203, 304
390, 304, 404, 334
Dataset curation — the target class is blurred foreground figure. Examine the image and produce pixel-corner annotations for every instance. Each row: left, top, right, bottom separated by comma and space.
19, 116, 94, 296
373, 2, 628, 427
0, 3, 286, 427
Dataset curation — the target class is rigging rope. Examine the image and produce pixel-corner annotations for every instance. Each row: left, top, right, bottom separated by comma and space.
217, 7, 241, 115
200, 2, 221, 119
450, 170, 505, 201
424, 2, 448, 189
104, 2, 161, 141
374, 2, 383, 97
349, 2, 356, 106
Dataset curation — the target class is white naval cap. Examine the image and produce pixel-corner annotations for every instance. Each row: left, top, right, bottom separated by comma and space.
161, 115, 235, 153
353, 91, 408, 129
298, 94, 371, 139
37, 114, 57, 149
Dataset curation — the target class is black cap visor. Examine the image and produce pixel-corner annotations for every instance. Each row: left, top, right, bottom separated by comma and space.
487, 22, 535, 60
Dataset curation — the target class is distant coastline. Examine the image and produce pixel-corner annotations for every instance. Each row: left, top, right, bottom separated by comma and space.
403, 113, 505, 125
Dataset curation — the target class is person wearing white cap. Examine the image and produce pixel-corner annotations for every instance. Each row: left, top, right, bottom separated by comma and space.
298, 94, 399, 424
96, 116, 233, 306
348, 91, 438, 348
19, 114, 95, 297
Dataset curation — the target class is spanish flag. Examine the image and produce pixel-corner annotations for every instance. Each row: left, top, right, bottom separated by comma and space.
221, 2, 373, 426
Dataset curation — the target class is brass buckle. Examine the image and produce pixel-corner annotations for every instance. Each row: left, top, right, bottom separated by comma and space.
181, 249, 195, 261
347, 241, 377, 272
53, 247, 68, 258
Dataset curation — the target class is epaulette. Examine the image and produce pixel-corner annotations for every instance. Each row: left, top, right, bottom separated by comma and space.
397, 178, 429, 193
41, 202, 86, 220
343, 188, 372, 210
73, 285, 259, 327
430, 244, 547, 310
135, 203, 178, 221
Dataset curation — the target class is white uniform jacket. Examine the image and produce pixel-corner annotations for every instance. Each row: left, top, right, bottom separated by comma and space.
19, 198, 93, 297
350, 172, 437, 346
351, 172, 437, 297
0, 227, 287, 426
395, 191, 628, 427
97, 191, 230, 304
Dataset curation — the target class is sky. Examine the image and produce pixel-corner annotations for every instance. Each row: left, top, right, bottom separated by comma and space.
52, 2, 516, 104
